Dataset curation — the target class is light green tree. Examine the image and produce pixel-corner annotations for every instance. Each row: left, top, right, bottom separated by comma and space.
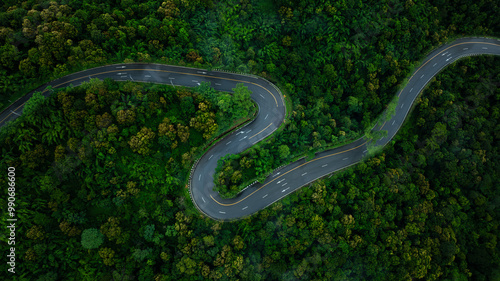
81, 228, 104, 249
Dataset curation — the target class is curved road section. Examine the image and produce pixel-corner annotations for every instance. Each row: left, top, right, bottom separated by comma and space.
0, 38, 499, 221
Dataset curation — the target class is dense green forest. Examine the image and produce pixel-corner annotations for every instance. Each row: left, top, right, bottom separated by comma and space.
1, 0, 499, 280
1, 55, 499, 281
1, 0, 498, 197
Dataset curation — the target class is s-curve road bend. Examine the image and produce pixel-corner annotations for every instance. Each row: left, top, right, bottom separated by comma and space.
193, 37, 500, 220
0, 38, 498, 221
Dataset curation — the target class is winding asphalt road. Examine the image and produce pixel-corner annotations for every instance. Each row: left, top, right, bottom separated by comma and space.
1, 37, 499, 220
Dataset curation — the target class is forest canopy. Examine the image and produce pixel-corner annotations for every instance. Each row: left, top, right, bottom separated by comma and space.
0, 0, 499, 280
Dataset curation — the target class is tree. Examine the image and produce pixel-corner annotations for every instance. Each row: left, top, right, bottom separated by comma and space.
278, 145, 290, 159
231, 83, 253, 119
128, 127, 156, 155
81, 228, 104, 249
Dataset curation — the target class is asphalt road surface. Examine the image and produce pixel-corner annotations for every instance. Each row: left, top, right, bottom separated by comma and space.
0, 37, 499, 220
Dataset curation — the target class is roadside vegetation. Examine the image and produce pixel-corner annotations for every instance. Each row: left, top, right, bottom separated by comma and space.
0, 0, 499, 280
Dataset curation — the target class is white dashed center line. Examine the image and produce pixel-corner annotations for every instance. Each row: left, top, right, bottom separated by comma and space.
263, 194, 268, 198
209, 155, 213, 160
401, 103, 404, 108
301, 172, 307, 176
282, 187, 290, 192
420, 74, 424, 79
343, 157, 349, 160
199, 175, 201, 181
282, 183, 288, 187
265, 114, 268, 120
433, 63, 437, 67
226, 141, 232, 145
242, 206, 248, 210
322, 164, 328, 167
219, 211, 226, 214
202, 197, 206, 203
392, 120, 395, 126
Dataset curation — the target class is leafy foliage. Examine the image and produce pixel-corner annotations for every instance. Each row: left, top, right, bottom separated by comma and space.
0, 0, 499, 280
81, 228, 104, 249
